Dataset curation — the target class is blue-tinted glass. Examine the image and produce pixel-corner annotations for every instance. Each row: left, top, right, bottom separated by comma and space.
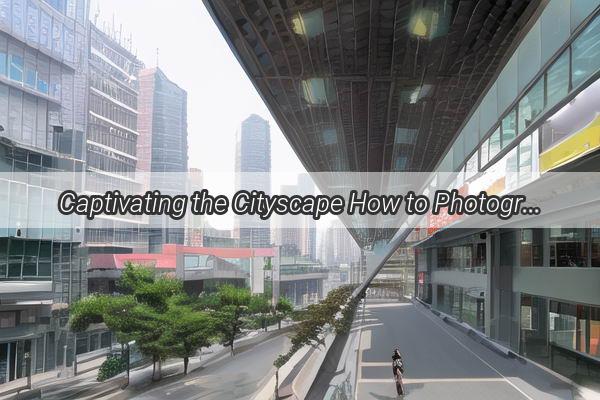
25, 68, 36, 87
0, 52, 6, 75
546, 51, 570, 109
394, 156, 407, 171
518, 78, 544, 134
37, 77, 48, 94
501, 109, 517, 148
572, 15, 600, 88
9, 54, 23, 82
489, 128, 501, 160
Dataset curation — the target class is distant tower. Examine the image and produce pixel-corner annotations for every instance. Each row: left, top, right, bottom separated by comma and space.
235, 114, 271, 248
137, 67, 189, 251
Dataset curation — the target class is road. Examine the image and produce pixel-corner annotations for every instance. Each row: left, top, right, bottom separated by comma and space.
125, 333, 291, 400
356, 301, 578, 400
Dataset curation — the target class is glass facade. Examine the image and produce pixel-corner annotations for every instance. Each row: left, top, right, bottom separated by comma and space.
436, 284, 485, 332
435, 237, 487, 273
0, 0, 89, 385
521, 294, 600, 387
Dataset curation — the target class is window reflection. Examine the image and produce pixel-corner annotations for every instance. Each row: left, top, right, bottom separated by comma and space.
546, 51, 569, 110
541, 78, 600, 152
572, 15, 600, 88
592, 229, 600, 268
300, 78, 335, 106
9, 54, 23, 82
501, 109, 516, 148
549, 228, 587, 267
520, 229, 544, 267
549, 301, 587, 353
291, 9, 324, 39
489, 127, 501, 160
519, 78, 543, 133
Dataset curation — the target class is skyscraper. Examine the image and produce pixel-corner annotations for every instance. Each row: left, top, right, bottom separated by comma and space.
137, 67, 188, 252
235, 114, 271, 248
0, 0, 90, 383
84, 23, 146, 253
275, 174, 316, 260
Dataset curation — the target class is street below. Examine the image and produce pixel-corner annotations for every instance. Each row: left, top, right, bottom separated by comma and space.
356, 301, 578, 400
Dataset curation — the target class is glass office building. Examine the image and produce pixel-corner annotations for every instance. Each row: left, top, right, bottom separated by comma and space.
413, 3, 600, 388
0, 0, 89, 383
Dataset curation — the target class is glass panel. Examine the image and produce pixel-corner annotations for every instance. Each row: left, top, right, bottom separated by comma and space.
518, 21, 541, 92
100, 332, 111, 348
518, 78, 544, 134
549, 228, 587, 267
489, 128, 501, 160
592, 228, 600, 267
22, 261, 36, 276
0, 50, 6, 76
37, 56, 49, 94
501, 109, 517, 148
465, 152, 477, 180
184, 255, 198, 268
541, 0, 570, 64
541, 79, 600, 152
520, 294, 549, 365
550, 301, 578, 351
9, 54, 23, 82
520, 229, 544, 267
545, 51, 570, 110
7, 263, 21, 278
519, 135, 533, 183
572, 15, 600, 88
480, 138, 489, 167
37, 262, 50, 277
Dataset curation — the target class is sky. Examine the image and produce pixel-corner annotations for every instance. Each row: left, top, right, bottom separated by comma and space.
89, 0, 337, 230
90, 0, 306, 175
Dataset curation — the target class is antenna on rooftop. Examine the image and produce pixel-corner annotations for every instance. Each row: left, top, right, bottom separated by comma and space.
156, 48, 159, 68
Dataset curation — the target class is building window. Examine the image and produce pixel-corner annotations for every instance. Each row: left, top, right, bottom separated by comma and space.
520, 229, 544, 267
549, 228, 587, 267
9, 54, 23, 82
0, 312, 16, 328
518, 78, 544, 134
489, 127, 501, 161
520, 294, 549, 364
480, 137, 489, 167
0, 50, 6, 76
592, 229, 600, 268
545, 50, 569, 110
571, 14, 600, 88
501, 108, 517, 148
549, 301, 588, 353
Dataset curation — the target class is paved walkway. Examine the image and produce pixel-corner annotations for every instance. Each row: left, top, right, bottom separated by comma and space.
0, 322, 293, 400
355, 301, 590, 400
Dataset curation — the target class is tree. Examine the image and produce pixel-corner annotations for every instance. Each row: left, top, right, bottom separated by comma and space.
274, 297, 293, 329
70, 264, 185, 381
249, 295, 271, 332
211, 285, 251, 355
162, 295, 216, 374
271, 285, 358, 397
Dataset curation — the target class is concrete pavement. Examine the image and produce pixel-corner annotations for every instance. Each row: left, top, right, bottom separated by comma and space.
356, 301, 582, 400
120, 333, 291, 400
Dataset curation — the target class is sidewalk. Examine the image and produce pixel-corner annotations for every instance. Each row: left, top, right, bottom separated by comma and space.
0, 321, 294, 400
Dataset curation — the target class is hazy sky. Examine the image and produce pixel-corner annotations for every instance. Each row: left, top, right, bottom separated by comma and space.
90, 0, 306, 175
90, 0, 333, 230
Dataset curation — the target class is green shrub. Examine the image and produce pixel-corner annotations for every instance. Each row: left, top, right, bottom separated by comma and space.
97, 354, 127, 382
